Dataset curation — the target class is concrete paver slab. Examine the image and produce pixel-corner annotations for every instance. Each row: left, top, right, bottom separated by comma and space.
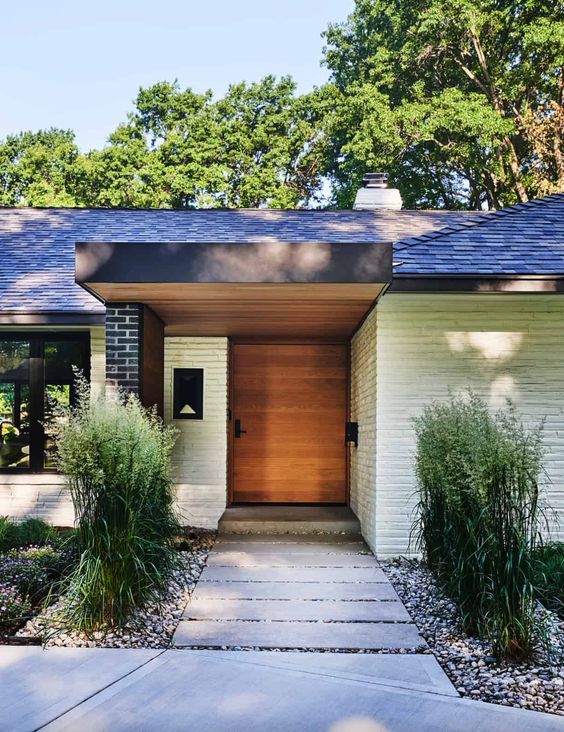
191, 580, 401, 601
173, 619, 426, 649
43, 649, 563, 732
0, 646, 160, 732
184, 598, 411, 621
207, 551, 379, 567
200, 566, 387, 583
203, 649, 457, 696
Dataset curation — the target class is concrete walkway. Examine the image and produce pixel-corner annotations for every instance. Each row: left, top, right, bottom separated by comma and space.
1, 646, 562, 731
173, 533, 426, 651
2, 533, 562, 730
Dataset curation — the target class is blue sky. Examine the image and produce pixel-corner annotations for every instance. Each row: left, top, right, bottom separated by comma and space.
1, 0, 354, 151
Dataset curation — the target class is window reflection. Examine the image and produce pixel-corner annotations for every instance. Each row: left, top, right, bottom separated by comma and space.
0, 340, 30, 468
0, 335, 88, 470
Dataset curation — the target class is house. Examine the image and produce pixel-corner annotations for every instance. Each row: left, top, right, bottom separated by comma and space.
1, 175, 563, 556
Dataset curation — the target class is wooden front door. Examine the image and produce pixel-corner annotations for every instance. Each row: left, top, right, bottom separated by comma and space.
231, 343, 348, 503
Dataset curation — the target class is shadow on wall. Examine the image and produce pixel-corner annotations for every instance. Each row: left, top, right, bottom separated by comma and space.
445, 330, 525, 406
0, 480, 74, 525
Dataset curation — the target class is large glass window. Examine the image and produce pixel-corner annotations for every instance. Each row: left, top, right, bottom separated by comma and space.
0, 334, 89, 471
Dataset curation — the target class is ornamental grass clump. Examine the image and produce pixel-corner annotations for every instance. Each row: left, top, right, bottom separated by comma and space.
413, 392, 545, 660
534, 542, 564, 620
48, 376, 179, 631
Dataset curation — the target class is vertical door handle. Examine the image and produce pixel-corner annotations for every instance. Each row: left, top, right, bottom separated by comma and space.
235, 419, 247, 438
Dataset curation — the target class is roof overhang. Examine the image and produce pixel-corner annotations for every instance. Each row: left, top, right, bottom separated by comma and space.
390, 274, 564, 293
76, 240, 392, 338
0, 311, 105, 326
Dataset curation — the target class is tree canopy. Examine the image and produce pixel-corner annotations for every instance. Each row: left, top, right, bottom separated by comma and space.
322, 0, 564, 208
1, 0, 563, 210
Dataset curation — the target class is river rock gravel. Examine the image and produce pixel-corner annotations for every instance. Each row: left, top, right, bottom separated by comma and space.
16, 529, 215, 649
382, 558, 564, 716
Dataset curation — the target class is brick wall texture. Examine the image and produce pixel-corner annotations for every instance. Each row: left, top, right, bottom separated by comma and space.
164, 337, 229, 528
105, 303, 143, 395
375, 294, 564, 556
349, 307, 378, 554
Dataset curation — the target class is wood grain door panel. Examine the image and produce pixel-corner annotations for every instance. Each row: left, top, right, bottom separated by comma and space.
231, 344, 348, 503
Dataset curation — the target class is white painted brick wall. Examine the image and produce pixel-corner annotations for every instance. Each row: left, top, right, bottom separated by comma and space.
164, 337, 228, 528
0, 325, 106, 524
375, 294, 564, 557
349, 307, 378, 554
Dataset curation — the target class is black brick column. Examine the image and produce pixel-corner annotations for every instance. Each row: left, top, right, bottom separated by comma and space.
105, 303, 144, 396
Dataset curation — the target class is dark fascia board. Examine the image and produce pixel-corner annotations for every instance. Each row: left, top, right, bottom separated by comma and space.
75, 241, 393, 285
0, 311, 105, 325
389, 275, 564, 294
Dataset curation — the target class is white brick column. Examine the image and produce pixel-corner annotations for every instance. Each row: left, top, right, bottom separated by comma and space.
164, 337, 228, 528
349, 307, 378, 553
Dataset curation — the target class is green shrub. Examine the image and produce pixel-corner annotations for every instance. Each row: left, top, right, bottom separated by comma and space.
48, 376, 179, 631
413, 392, 545, 660
534, 542, 564, 619
15, 519, 57, 548
0, 517, 17, 552
0, 516, 57, 552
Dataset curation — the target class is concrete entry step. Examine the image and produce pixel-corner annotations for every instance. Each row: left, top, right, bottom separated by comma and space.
207, 551, 379, 568
199, 566, 388, 583
218, 506, 361, 535
174, 619, 426, 650
184, 598, 411, 622
191, 581, 401, 601
212, 540, 368, 555
217, 533, 364, 545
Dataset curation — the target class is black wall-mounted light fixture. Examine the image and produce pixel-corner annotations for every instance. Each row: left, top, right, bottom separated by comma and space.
173, 368, 204, 420
345, 421, 359, 448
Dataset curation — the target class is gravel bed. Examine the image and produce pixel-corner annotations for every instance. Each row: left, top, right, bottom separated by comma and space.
382, 558, 564, 716
17, 529, 215, 648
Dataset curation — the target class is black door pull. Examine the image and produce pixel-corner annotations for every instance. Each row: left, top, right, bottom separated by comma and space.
235, 419, 247, 438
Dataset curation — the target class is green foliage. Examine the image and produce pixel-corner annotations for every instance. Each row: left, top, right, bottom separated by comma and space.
1, 4, 562, 209
77, 76, 324, 208
534, 543, 564, 619
322, 0, 564, 208
48, 376, 179, 631
413, 392, 546, 660
0, 129, 80, 206
0, 543, 77, 631
0, 517, 57, 552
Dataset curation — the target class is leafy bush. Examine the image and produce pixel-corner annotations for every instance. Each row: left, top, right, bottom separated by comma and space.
48, 376, 179, 631
0, 543, 78, 608
0, 516, 57, 552
534, 543, 564, 619
413, 392, 545, 660
0, 583, 31, 631
15, 519, 57, 548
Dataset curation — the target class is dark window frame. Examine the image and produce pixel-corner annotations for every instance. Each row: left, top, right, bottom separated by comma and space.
0, 332, 90, 473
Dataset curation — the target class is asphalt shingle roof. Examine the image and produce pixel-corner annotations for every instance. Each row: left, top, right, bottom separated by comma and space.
1, 197, 563, 315
0, 207, 478, 313
394, 194, 564, 275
